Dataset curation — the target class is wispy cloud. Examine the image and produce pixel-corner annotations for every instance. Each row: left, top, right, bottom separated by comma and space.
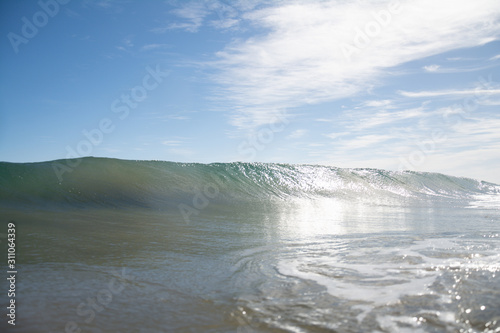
423, 64, 440, 72
362, 100, 393, 108
314, 97, 500, 181
287, 129, 307, 139
82, 0, 128, 11
154, 2, 210, 33
162, 140, 183, 147
155, 0, 246, 33
422, 64, 496, 74
209, 0, 500, 130
161, 137, 194, 157
324, 132, 350, 139
205, 0, 241, 30
210, 17, 239, 30
478, 98, 500, 106
348, 106, 429, 131
116, 36, 134, 52
399, 89, 500, 98
168, 115, 190, 120
141, 44, 171, 51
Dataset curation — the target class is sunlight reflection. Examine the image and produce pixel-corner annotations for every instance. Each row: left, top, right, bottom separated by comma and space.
275, 198, 346, 237
468, 193, 500, 209
272, 196, 430, 238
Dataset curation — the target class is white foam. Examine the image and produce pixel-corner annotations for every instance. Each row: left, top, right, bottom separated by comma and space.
277, 235, 500, 328
277, 259, 436, 306
376, 315, 428, 333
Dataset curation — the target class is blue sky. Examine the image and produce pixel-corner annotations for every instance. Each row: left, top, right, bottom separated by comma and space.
1, 0, 500, 183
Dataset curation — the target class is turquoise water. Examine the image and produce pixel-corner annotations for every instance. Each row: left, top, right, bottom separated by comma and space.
1, 157, 500, 332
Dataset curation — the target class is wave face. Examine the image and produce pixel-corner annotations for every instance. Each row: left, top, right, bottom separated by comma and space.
1, 157, 498, 210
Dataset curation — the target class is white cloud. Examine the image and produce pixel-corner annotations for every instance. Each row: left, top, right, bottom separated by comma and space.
423, 65, 496, 74
398, 89, 500, 98
211, 18, 239, 29
348, 106, 429, 131
316, 106, 500, 183
167, 115, 190, 121
205, 0, 242, 30
423, 64, 440, 72
141, 44, 171, 51
116, 37, 134, 52
157, 0, 245, 33
162, 140, 182, 146
155, 2, 210, 33
479, 98, 500, 106
450, 118, 500, 140
210, 0, 500, 130
287, 129, 307, 139
363, 100, 393, 108
324, 132, 349, 139
490, 54, 500, 61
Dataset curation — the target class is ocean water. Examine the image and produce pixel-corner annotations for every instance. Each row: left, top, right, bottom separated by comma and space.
1, 157, 500, 333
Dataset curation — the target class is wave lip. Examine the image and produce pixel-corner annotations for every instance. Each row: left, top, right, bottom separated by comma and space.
0, 157, 498, 210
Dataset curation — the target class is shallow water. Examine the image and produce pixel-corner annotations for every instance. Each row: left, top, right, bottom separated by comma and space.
2, 197, 499, 333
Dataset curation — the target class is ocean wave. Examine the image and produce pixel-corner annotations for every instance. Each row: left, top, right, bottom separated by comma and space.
1, 157, 498, 210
